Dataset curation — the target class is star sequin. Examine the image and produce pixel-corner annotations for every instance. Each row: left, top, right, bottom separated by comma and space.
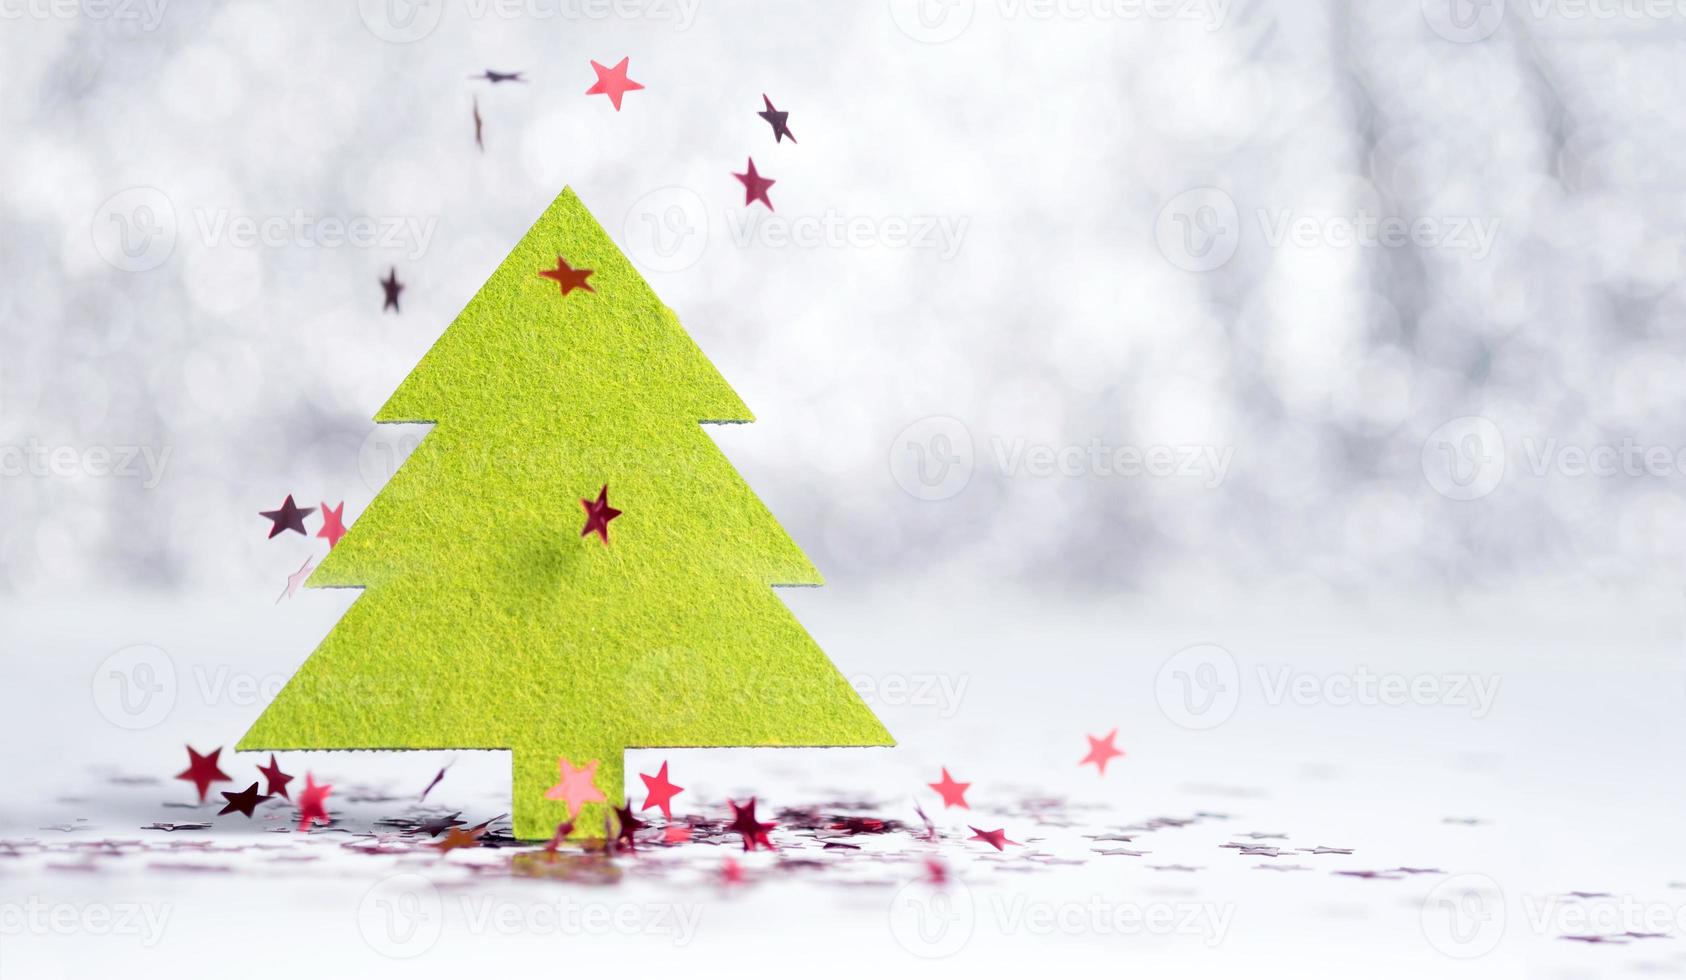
613, 804, 647, 851
639, 761, 684, 819
544, 756, 606, 819
539, 256, 594, 296
257, 754, 293, 799
276, 556, 313, 604
297, 773, 333, 831
967, 826, 1020, 851
579, 485, 622, 544
585, 57, 643, 110
758, 94, 796, 143
380, 267, 404, 312
434, 826, 486, 854
727, 798, 776, 851
1080, 729, 1126, 775
317, 501, 346, 549
733, 157, 775, 210
217, 782, 270, 818
260, 495, 315, 538
175, 746, 232, 803
927, 767, 971, 809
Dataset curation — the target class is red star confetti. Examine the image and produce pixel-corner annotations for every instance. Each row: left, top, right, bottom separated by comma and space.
733, 157, 775, 210
544, 756, 606, 819
175, 746, 232, 803
259, 494, 315, 538
663, 823, 692, 844
1080, 728, 1125, 775
928, 767, 971, 809
727, 798, 776, 852
721, 857, 745, 884
539, 256, 594, 296
276, 556, 313, 604
217, 782, 270, 818
296, 773, 333, 831
968, 826, 1020, 851
613, 804, 647, 851
580, 485, 622, 544
925, 857, 949, 884
257, 754, 293, 799
542, 819, 575, 857
317, 501, 346, 549
639, 761, 684, 819
585, 57, 643, 111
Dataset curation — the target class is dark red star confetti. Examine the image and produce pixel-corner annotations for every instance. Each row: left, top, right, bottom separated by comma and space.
539, 256, 594, 296
733, 157, 775, 210
380, 267, 404, 312
296, 773, 332, 832
174, 746, 232, 803
967, 826, 1020, 851
256, 754, 293, 799
416, 812, 466, 837
419, 764, 450, 801
758, 94, 796, 143
579, 484, 621, 544
542, 819, 575, 857
217, 782, 270, 818
259, 495, 315, 538
471, 69, 525, 83
727, 798, 776, 852
472, 96, 484, 152
613, 804, 647, 851
639, 761, 683, 819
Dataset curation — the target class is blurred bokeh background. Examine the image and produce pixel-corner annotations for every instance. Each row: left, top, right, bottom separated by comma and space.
5, 0, 1686, 600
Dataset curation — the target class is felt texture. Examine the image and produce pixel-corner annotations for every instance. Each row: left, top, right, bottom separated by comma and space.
238, 187, 893, 839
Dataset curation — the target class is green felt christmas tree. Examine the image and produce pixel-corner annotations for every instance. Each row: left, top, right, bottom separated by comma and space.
240, 187, 892, 839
